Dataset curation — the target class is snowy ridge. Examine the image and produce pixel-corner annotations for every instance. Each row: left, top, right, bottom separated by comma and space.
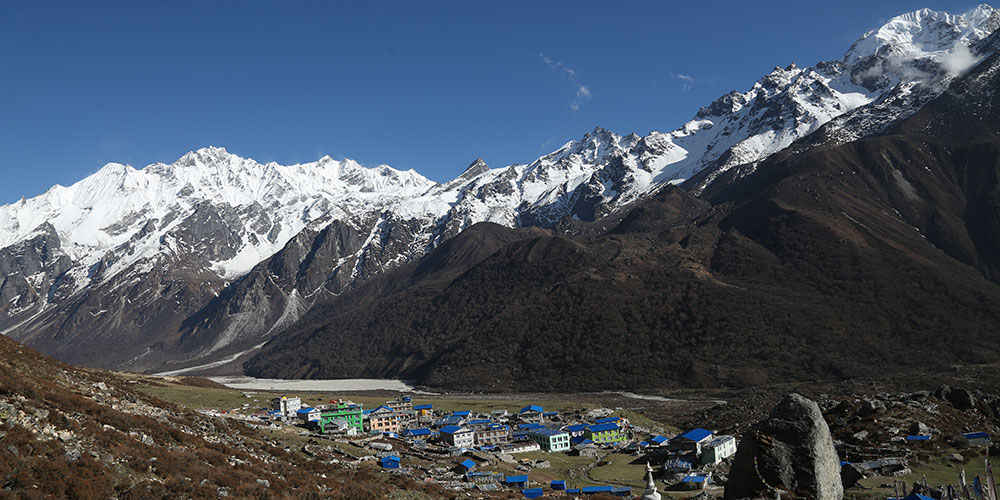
2, 4, 999, 373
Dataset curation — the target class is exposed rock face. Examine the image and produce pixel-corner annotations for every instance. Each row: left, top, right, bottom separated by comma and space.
725, 394, 843, 500
946, 388, 977, 411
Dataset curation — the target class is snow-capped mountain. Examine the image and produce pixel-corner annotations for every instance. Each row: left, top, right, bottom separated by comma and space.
2, 4, 998, 373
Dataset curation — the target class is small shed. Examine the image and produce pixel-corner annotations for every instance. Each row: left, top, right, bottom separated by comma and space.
551, 480, 566, 490
458, 459, 477, 471
681, 475, 709, 490
963, 432, 990, 447
380, 456, 400, 469
504, 475, 529, 488
521, 488, 544, 499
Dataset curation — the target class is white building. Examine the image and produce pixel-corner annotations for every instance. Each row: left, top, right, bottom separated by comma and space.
700, 435, 737, 464
272, 396, 302, 419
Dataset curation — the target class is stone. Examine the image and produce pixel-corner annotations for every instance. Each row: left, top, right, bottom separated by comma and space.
725, 394, 843, 500
857, 400, 885, 418
949, 453, 964, 462
841, 463, 865, 489
909, 422, 930, 435
852, 431, 869, 442
945, 388, 976, 411
256, 479, 270, 488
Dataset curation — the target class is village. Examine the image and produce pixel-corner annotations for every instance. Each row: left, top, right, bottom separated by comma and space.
204, 392, 741, 498
162, 380, 1000, 500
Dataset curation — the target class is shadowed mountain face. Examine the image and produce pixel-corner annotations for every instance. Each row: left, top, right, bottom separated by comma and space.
244, 49, 1000, 392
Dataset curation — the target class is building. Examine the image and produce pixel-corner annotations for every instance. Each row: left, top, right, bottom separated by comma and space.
466, 472, 503, 484
701, 435, 737, 464
680, 475, 710, 490
380, 456, 401, 469
503, 442, 541, 454
586, 423, 627, 445
963, 432, 991, 447
439, 425, 476, 448
414, 404, 434, 418
386, 396, 413, 413
434, 415, 465, 427
272, 396, 302, 419
519, 405, 545, 424
296, 407, 321, 423
669, 428, 714, 454
528, 429, 571, 452
318, 401, 364, 433
490, 409, 509, 419
464, 419, 493, 430
366, 405, 402, 434
476, 423, 511, 446
504, 475, 529, 488
564, 423, 589, 437
648, 435, 668, 447
402, 427, 435, 438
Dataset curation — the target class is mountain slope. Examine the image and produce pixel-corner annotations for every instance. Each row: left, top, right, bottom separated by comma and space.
244, 32, 1000, 392
3, 4, 998, 374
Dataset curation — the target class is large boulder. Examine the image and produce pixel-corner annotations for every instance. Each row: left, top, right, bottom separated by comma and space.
725, 394, 843, 500
945, 388, 976, 411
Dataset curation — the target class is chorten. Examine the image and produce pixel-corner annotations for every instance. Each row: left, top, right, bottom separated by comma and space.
642, 461, 661, 500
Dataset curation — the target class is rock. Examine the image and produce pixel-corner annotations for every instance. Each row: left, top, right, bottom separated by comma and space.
934, 384, 952, 400
852, 431, 869, 442
841, 463, 865, 489
256, 479, 270, 488
725, 394, 843, 500
857, 400, 885, 418
909, 422, 930, 435
140, 434, 154, 446
949, 453, 964, 462
945, 388, 976, 411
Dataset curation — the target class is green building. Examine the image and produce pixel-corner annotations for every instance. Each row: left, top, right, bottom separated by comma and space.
317, 401, 364, 433
585, 423, 626, 445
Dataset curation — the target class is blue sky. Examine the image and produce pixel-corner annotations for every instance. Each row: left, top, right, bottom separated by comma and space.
0, 1, 984, 204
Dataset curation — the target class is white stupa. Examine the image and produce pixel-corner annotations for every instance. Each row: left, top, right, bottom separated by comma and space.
642, 461, 661, 500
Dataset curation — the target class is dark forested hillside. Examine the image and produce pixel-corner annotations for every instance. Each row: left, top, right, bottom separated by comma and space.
244, 52, 1000, 393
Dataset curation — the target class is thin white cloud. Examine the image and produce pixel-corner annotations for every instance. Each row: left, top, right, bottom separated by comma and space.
540, 53, 592, 111
668, 72, 722, 91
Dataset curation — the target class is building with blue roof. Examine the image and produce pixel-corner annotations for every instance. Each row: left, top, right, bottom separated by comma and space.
452, 410, 471, 417
458, 459, 477, 470
439, 425, 475, 448
564, 423, 589, 436
433, 416, 464, 427
906, 435, 931, 441
586, 423, 626, 445
963, 431, 990, 446
518, 423, 545, 431
475, 423, 511, 446
669, 428, 715, 454
402, 427, 434, 437
551, 480, 566, 490
521, 488, 544, 499
681, 475, 709, 490
380, 456, 401, 469
595, 416, 620, 424
527, 428, 570, 452
519, 405, 545, 424
504, 475, 528, 488
582, 485, 614, 494
649, 434, 668, 445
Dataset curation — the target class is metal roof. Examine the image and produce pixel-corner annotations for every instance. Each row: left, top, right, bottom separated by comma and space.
595, 417, 620, 424
518, 423, 545, 430
505, 475, 528, 483
520, 405, 544, 413
521, 488, 544, 499
295, 407, 316, 414
440, 425, 468, 434
682, 475, 708, 483
413, 404, 433, 410
565, 424, 589, 432
452, 410, 471, 416
459, 459, 476, 469
530, 429, 568, 437
675, 428, 713, 442
404, 428, 432, 436
964, 432, 990, 439
581, 485, 613, 493
649, 435, 668, 444
906, 435, 931, 440
586, 423, 621, 432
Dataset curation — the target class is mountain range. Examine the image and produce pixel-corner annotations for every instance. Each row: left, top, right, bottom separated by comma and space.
3, 5, 1000, 388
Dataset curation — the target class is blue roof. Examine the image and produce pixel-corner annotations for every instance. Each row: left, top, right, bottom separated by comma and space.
565, 424, 589, 432
676, 428, 713, 442
900, 495, 935, 500
587, 423, 621, 432
401, 396, 411, 402
522, 488, 544, 499
567, 489, 581, 494
518, 423, 545, 430
531, 428, 568, 437
452, 410, 471, 416
906, 435, 931, 441
964, 432, 990, 439
649, 435, 668, 444
543, 411, 559, 416
571, 437, 594, 444
440, 425, 465, 434
520, 405, 544, 413
551, 480, 566, 488
459, 459, 476, 469
404, 427, 432, 436
466, 419, 491, 425
582, 485, 614, 493
638, 441, 649, 447
505, 475, 528, 483
296, 407, 316, 414
595, 417, 619, 424
413, 404, 433, 410
682, 475, 708, 483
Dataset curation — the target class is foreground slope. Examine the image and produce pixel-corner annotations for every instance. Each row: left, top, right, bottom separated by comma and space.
245, 36, 1000, 392
0, 334, 437, 499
